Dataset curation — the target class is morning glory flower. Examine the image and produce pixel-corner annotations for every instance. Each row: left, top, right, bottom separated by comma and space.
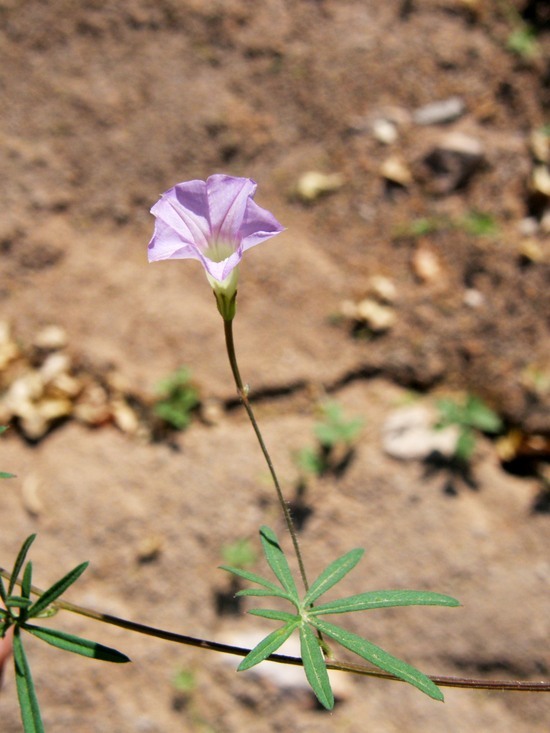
148, 174, 284, 319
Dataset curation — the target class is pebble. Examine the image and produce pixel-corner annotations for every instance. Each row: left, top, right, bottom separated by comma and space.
294, 171, 344, 202
382, 405, 459, 461
413, 96, 466, 126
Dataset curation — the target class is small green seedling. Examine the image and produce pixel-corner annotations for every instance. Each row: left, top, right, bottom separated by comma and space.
436, 394, 503, 463
153, 367, 200, 430
1, 536, 129, 733
221, 526, 459, 709
221, 539, 258, 571
507, 25, 539, 59
296, 402, 363, 477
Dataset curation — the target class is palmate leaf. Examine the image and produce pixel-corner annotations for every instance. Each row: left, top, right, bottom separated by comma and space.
9, 535, 37, 595
259, 526, 299, 602
309, 590, 460, 616
12, 629, 44, 733
28, 562, 89, 618
23, 624, 130, 663
300, 623, 334, 710
304, 549, 364, 606
238, 619, 300, 671
311, 617, 444, 701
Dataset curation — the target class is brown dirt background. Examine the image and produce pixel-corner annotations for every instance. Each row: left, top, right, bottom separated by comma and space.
0, 1, 549, 731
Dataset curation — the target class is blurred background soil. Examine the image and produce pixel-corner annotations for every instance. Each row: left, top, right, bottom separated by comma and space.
0, 1, 549, 731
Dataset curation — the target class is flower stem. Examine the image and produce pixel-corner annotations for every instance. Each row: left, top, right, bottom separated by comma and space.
223, 318, 310, 592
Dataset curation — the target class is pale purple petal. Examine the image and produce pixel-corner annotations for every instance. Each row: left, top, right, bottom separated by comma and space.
198, 248, 244, 282
148, 218, 202, 262
239, 197, 285, 252
150, 180, 211, 251
206, 175, 257, 243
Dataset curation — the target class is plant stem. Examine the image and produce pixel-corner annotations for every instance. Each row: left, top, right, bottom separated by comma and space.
223, 318, 310, 592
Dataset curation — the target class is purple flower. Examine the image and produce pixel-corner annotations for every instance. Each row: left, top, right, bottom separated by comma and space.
148, 175, 284, 287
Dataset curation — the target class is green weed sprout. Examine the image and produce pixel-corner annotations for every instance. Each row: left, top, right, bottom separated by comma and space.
221, 526, 459, 709
221, 539, 258, 571
153, 367, 200, 430
0, 536, 129, 733
436, 394, 503, 463
297, 401, 363, 476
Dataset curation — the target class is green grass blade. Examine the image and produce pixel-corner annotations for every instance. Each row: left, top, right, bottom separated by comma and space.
247, 609, 298, 623
259, 526, 299, 602
9, 535, 37, 595
304, 549, 364, 606
23, 624, 130, 663
28, 562, 89, 618
310, 590, 460, 616
311, 618, 444, 701
219, 565, 285, 594
238, 619, 300, 671
12, 629, 45, 733
300, 623, 334, 709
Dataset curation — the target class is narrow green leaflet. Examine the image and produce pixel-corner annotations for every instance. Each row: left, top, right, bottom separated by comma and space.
23, 625, 130, 663
12, 629, 45, 733
238, 619, 300, 671
247, 608, 298, 623
304, 549, 364, 606
21, 562, 33, 601
236, 587, 295, 602
311, 617, 444, 701
300, 623, 334, 710
219, 565, 294, 602
310, 590, 460, 616
219, 565, 284, 593
0, 575, 7, 603
259, 526, 299, 602
9, 535, 36, 595
28, 562, 89, 618
0, 471, 16, 478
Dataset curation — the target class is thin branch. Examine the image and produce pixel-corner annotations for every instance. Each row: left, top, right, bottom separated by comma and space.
1, 567, 548, 692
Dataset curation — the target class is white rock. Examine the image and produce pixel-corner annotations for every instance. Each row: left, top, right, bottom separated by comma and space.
382, 405, 459, 460
372, 118, 398, 144
295, 171, 344, 202
413, 96, 466, 126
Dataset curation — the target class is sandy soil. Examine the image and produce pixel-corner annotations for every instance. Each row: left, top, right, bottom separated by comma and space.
0, 1, 549, 731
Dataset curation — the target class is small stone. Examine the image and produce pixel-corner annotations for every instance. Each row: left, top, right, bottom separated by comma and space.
111, 397, 139, 434
531, 165, 550, 197
294, 171, 344, 202
380, 156, 412, 186
519, 239, 545, 263
382, 405, 459, 460
356, 299, 397, 331
412, 245, 443, 283
0, 321, 20, 370
422, 132, 484, 194
518, 217, 539, 237
463, 288, 484, 308
21, 474, 44, 517
530, 129, 550, 164
372, 118, 398, 144
368, 275, 397, 303
33, 325, 68, 351
413, 96, 466, 126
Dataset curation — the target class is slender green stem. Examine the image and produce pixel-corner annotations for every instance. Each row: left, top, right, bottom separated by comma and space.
223, 318, 310, 592
2, 568, 549, 693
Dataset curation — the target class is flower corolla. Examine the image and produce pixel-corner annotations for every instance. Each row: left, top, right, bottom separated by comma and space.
148, 174, 284, 319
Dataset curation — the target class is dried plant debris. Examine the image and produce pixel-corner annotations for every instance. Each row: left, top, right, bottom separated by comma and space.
0, 322, 200, 442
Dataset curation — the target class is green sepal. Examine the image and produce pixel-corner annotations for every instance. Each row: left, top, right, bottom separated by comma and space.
259, 526, 299, 602
237, 619, 300, 671
28, 562, 88, 618
300, 622, 334, 710
23, 624, 130, 663
309, 590, 460, 616
9, 535, 36, 595
12, 628, 45, 733
304, 549, 364, 606
311, 617, 444, 701
246, 608, 298, 623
